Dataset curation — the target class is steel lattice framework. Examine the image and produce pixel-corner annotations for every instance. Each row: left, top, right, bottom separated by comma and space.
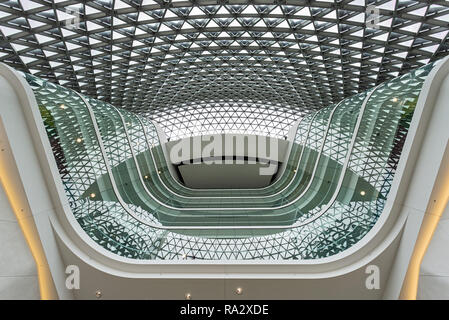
1, 0, 448, 139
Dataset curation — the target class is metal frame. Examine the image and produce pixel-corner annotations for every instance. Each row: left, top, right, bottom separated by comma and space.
1, 0, 448, 140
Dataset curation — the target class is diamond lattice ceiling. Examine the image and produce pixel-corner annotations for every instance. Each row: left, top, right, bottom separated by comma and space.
1, 0, 448, 139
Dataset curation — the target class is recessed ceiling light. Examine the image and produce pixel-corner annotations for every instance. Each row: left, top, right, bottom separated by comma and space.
185, 293, 192, 300
95, 289, 102, 298
236, 287, 243, 295
360, 190, 366, 196
90, 193, 96, 198
76, 137, 82, 143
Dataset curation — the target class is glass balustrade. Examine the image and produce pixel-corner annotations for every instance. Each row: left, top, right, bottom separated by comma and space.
21, 60, 437, 259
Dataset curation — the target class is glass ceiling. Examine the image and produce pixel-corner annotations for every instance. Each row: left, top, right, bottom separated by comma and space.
1, 0, 448, 140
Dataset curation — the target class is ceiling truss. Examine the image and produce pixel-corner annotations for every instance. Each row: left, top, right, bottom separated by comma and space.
1, 0, 448, 139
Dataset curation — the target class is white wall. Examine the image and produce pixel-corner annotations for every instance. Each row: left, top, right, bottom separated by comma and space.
0, 65, 73, 300
0, 182, 39, 299
417, 201, 449, 299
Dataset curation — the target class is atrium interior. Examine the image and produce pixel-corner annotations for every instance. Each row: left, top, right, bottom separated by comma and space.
0, 0, 449, 300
